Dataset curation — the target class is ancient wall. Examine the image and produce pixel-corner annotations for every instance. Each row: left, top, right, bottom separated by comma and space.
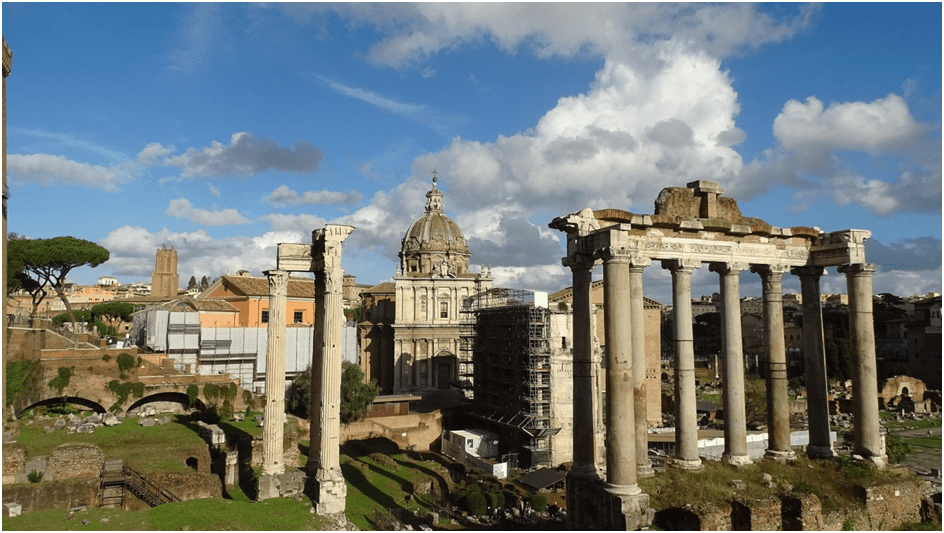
341, 411, 443, 451
46, 443, 104, 481
1, 478, 99, 512
40, 346, 139, 360
858, 478, 923, 530
2, 443, 28, 484
148, 472, 222, 501
731, 496, 781, 530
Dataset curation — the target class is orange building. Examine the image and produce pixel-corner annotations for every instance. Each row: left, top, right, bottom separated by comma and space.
198, 272, 316, 328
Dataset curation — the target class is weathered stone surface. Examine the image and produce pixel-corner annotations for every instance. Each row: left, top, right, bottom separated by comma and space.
47, 443, 104, 481
102, 413, 119, 427
139, 418, 157, 427
3, 502, 22, 517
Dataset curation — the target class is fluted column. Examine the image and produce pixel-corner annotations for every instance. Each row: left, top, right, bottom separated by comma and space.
752, 265, 794, 461
307, 224, 354, 515
791, 266, 833, 458
839, 263, 886, 467
568, 254, 600, 479
262, 269, 289, 477
601, 250, 638, 493
710, 262, 751, 466
662, 259, 702, 470
629, 258, 653, 477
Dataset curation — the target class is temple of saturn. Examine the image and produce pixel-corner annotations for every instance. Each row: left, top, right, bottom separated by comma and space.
256, 224, 354, 515
550, 181, 885, 530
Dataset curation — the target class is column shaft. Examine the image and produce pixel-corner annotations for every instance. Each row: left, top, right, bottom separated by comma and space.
262, 270, 289, 477
711, 262, 751, 466
839, 263, 886, 466
629, 261, 653, 477
792, 267, 833, 458
570, 258, 599, 477
663, 260, 701, 469
603, 255, 636, 490
752, 265, 793, 459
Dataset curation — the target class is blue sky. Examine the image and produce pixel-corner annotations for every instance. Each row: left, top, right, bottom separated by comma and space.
3, 3, 941, 304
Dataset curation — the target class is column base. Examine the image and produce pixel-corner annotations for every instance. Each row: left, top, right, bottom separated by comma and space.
306, 467, 347, 515
258, 470, 306, 501
763, 449, 797, 463
807, 444, 835, 459
567, 475, 653, 531
853, 452, 888, 469
569, 462, 603, 480
722, 453, 753, 467
604, 482, 642, 497
637, 463, 655, 478
670, 457, 703, 471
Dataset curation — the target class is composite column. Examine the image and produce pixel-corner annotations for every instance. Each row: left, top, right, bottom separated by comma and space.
662, 259, 702, 470
839, 263, 886, 467
791, 266, 833, 458
262, 269, 289, 477
601, 251, 639, 493
629, 258, 653, 477
710, 262, 751, 466
752, 265, 794, 460
569, 255, 600, 478
307, 225, 354, 515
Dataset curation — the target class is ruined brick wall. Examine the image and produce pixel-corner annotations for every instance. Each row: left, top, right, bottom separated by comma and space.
2, 443, 27, 483
692, 502, 731, 530
1, 478, 99, 512
858, 479, 923, 530
46, 443, 104, 481
732, 496, 781, 531
341, 411, 443, 451
40, 346, 139, 360
148, 472, 222, 501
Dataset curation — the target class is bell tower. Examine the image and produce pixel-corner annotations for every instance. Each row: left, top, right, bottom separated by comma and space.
151, 245, 179, 299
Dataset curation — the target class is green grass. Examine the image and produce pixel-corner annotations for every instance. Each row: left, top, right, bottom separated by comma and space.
880, 412, 942, 432
907, 434, 942, 449
1, 496, 330, 531
15, 415, 209, 475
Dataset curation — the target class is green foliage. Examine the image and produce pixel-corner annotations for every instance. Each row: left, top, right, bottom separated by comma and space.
107, 380, 145, 412
116, 352, 136, 378
744, 375, 767, 427
528, 493, 547, 513
47, 367, 73, 395
557, 301, 568, 311
340, 361, 379, 423
287, 366, 312, 419
52, 310, 92, 325
344, 307, 362, 321
6, 359, 42, 408
242, 390, 255, 411
91, 301, 134, 327
101, 354, 111, 362
486, 490, 504, 509
27, 470, 43, 483
465, 490, 487, 516
204, 383, 219, 402
885, 434, 913, 464
187, 384, 199, 406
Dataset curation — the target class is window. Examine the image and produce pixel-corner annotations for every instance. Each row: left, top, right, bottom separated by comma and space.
294, 311, 304, 324
440, 301, 448, 319
261, 310, 269, 323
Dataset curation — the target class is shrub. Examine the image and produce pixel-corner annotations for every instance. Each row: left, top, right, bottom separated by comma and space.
48, 367, 73, 395
885, 434, 913, 464
186, 384, 199, 407
502, 489, 520, 507
486, 491, 504, 509
6, 359, 42, 408
242, 390, 255, 411
27, 470, 43, 483
528, 493, 547, 513
465, 490, 487, 516
116, 353, 136, 377
101, 354, 111, 362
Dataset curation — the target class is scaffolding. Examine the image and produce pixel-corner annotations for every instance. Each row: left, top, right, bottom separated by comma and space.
460, 288, 560, 468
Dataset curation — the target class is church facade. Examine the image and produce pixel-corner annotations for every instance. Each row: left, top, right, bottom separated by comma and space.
359, 177, 492, 393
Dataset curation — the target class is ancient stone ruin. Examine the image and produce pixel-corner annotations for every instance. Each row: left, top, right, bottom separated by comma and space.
550, 181, 885, 530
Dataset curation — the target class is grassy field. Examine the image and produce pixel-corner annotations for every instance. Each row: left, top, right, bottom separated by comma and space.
2, 497, 331, 531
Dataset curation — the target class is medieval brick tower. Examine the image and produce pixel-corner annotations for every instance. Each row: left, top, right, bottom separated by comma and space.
151, 245, 179, 300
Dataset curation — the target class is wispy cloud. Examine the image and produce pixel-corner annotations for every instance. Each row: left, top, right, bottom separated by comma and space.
12, 128, 129, 162
167, 3, 224, 74
264, 185, 362, 206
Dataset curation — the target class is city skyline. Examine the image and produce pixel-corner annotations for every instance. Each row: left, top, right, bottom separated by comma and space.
3, 3, 941, 304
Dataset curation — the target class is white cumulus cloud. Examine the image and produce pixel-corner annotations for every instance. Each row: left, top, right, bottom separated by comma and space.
162, 132, 323, 178
165, 198, 251, 226
264, 185, 362, 206
7, 153, 134, 191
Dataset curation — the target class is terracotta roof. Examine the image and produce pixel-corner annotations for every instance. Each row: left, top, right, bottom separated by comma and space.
188, 299, 239, 312
221, 274, 315, 299
363, 281, 396, 295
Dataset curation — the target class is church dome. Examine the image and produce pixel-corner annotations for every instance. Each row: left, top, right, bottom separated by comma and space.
400, 176, 471, 277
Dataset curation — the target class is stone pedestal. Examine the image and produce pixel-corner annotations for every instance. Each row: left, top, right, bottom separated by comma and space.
259, 470, 307, 501
567, 474, 652, 531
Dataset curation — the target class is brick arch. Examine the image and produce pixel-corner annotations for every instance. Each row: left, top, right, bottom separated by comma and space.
126, 391, 206, 416
17, 396, 106, 418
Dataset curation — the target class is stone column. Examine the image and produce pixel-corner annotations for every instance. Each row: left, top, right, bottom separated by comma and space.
629, 258, 653, 477
260, 269, 289, 497
791, 266, 833, 458
306, 225, 354, 515
838, 263, 886, 467
601, 250, 638, 493
751, 265, 794, 461
710, 262, 751, 466
568, 255, 600, 479
662, 259, 702, 470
